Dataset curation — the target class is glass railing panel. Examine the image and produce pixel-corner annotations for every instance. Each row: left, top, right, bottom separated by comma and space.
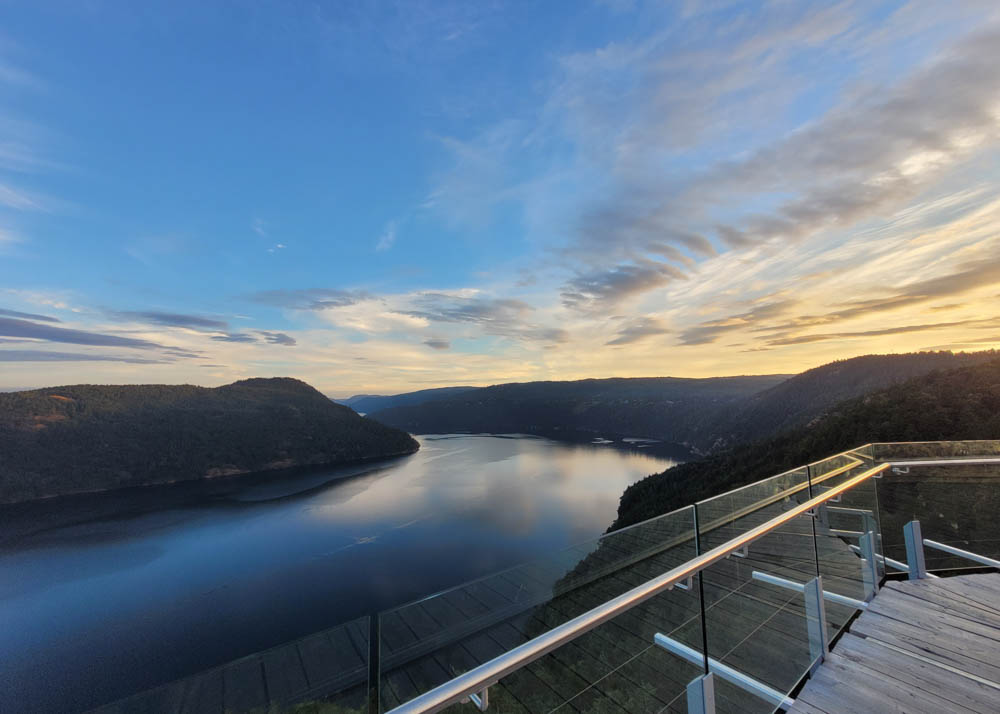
872, 439, 1000, 461
695, 466, 810, 551
807, 449, 883, 641
377, 506, 698, 711
701, 512, 822, 714
92, 614, 370, 714
542, 579, 706, 714
875, 458, 1000, 572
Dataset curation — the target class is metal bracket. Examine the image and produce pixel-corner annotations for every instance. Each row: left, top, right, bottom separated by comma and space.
730, 545, 748, 559
751, 570, 867, 610
655, 634, 795, 710
686, 672, 716, 714
673, 575, 694, 591
468, 687, 489, 711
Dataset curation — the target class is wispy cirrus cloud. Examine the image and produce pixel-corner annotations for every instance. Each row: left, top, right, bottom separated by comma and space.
0, 316, 164, 349
767, 316, 1000, 346
375, 220, 397, 252
606, 317, 670, 346
108, 310, 229, 331
0, 349, 170, 364
248, 288, 369, 310
211, 333, 257, 344
0, 307, 60, 323
404, 292, 569, 344
562, 261, 684, 312
257, 330, 297, 346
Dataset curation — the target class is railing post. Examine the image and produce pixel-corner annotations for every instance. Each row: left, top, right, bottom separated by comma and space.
859, 531, 880, 600
368, 614, 381, 714
904, 520, 927, 580
686, 672, 716, 714
803, 575, 829, 669
693, 504, 710, 676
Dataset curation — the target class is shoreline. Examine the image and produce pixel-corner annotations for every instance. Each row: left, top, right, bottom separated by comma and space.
0, 442, 421, 508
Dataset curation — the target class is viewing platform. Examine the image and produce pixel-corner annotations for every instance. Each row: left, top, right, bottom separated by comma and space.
93, 441, 1000, 714
791, 573, 1000, 714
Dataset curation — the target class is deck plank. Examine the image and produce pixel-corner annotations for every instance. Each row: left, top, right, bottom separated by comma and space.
789, 573, 1000, 714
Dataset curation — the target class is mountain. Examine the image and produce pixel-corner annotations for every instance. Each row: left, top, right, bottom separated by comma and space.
698, 350, 1000, 451
335, 386, 478, 414
368, 351, 999, 453
610, 358, 1000, 531
368, 375, 790, 443
0, 377, 419, 504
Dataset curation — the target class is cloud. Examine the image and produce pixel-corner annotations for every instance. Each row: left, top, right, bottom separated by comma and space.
248, 288, 368, 310
423, 337, 451, 350
562, 261, 684, 311
606, 316, 670, 346
0, 317, 164, 349
0, 183, 47, 211
211, 333, 257, 343
376, 221, 397, 252
405, 293, 570, 344
405, 293, 533, 324
679, 300, 798, 345
257, 330, 297, 346
109, 310, 229, 330
758, 255, 1000, 337
0, 308, 60, 323
252, 218, 268, 237
0, 350, 169, 364
267, 243, 286, 253
767, 317, 1000, 346
0, 228, 22, 249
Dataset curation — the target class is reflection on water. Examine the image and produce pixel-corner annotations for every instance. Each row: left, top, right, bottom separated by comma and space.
0, 434, 680, 712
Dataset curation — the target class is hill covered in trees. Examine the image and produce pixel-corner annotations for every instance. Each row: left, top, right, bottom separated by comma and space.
368, 375, 790, 444
610, 358, 1000, 531
0, 378, 419, 503
335, 386, 477, 414
369, 352, 998, 452
702, 350, 1000, 450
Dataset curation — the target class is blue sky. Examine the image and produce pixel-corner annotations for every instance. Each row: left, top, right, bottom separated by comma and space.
1, 1, 999, 394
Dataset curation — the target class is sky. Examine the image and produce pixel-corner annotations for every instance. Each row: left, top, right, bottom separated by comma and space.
1, 0, 999, 396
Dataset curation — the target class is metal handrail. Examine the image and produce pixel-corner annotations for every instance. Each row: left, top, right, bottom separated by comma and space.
387, 462, 891, 714
923, 539, 1000, 569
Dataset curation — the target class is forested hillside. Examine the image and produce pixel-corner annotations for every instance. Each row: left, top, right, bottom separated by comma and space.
336, 386, 477, 414
610, 358, 1000, 531
368, 375, 789, 443
0, 378, 419, 503
369, 351, 998, 452
702, 350, 1000, 450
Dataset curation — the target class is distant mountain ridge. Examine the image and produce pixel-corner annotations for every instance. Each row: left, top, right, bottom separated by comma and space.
334, 386, 477, 414
0, 377, 419, 504
611, 357, 1000, 531
367, 351, 999, 453
696, 350, 1000, 451
368, 375, 790, 445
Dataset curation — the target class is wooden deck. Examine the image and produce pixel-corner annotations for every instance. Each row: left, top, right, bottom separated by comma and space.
93, 485, 876, 714
791, 573, 1000, 714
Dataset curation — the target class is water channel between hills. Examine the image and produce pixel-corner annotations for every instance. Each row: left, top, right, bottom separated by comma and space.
0, 433, 685, 712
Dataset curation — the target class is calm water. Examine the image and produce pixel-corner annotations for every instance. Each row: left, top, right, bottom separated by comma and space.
0, 434, 681, 713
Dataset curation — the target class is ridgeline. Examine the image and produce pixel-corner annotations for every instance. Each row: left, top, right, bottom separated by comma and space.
0, 377, 419, 504
610, 358, 1000, 531
368, 351, 998, 453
